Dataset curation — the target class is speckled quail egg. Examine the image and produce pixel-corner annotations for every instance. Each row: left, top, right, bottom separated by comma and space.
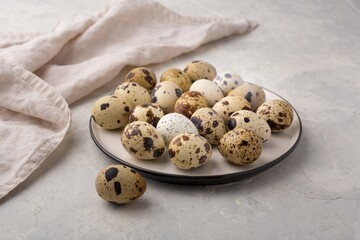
190, 108, 227, 145
169, 133, 212, 170
95, 165, 146, 204
129, 103, 165, 127
151, 81, 182, 113
256, 99, 294, 132
228, 84, 266, 111
125, 67, 157, 93
113, 82, 151, 107
212, 96, 251, 122
160, 68, 192, 92
156, 113, 198, 145
219, 128, 263, 166
189, 79, 224, 106
227, 110, 271, 142
174, 91, 208, 118
214, 72, 244, 95
92, 95, 133, 129
121, 121, 166, 160
184, 60, 217, 82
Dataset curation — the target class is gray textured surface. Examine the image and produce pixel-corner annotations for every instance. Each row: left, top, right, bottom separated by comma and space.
1, 0, 360, 239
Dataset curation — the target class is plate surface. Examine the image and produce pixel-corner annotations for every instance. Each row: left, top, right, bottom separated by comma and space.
90, 87, 302, 185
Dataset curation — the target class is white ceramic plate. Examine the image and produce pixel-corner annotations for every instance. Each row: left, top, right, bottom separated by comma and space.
89, 87, 302, 185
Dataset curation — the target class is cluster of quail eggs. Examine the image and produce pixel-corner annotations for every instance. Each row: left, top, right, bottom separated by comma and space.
92, 61, 294, 203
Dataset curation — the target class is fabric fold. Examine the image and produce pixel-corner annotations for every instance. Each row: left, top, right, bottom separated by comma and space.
0, 0, 257, 199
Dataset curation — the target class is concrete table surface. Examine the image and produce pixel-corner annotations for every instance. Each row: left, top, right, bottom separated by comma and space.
1, 0, 360, 239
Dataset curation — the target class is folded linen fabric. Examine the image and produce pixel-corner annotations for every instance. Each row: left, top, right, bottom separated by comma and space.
0, 0, 257, 199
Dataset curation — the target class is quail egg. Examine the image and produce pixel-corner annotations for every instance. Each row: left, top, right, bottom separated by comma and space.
151, 81, 182, 113
121, 121, 166, 160
160, 68, 192, 92
125, 67, 157, 93
169, 133, 212, 170
92, 95, 133, 129
189, 79, 224, 106
228, 84, 266, 111
227, 110, 271, 142
129, 103, 165, 127
184, 60, 217, 82
214, 72, 244, 95
156, 113, 198, 145
212, 96, 251, 122
219, 128, 262, 166
174, 91, 208, 118
95, 165, 146, 204
190, 108, 227, 145
113, 82, 151, 107
256, 99, 294, 132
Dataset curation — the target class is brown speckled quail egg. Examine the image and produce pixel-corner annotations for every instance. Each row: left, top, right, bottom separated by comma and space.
190, 108, 227, 145
151, 81, 182, 113
156, 113, 198, 145
256, 99, 294, 132
228, 84, 266, 111
227, 110, 271, 142
113, 82, 151, 107
189, 79, 224, 106
174, 91, 208, 118
160, 68, 192, 92
169, 133, 212, 170
95, 165, 146, 204
129, 103, 165, 127
212, 96, 251, 122
92, 95, 133, 129
121, 121, 166, 160
125, 67, 157, 93
184, 60, 217, 82
219, 128, 263, 166
213, 72, 244, 95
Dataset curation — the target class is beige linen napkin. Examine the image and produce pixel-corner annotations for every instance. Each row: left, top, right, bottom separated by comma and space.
0, 0, 257, 199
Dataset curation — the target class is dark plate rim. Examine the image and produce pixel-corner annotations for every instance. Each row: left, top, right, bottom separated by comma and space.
89, 86, 302, 185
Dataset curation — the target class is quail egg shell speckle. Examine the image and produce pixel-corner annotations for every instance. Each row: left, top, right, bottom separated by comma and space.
125, 67, 157, 93
256, 99, 294, 132
219, 128, 263, 166
190, 108, 227, 145
95, 165, 146, 204
212, 96, 251, 122
92, 95, 133, 129
214, 72, 244, 95
160, 68, 192, 92
156, 113, 198, 145
169, 133, 212, 170
184, 60, 217, 82
174, 91, 208, 118
228, 84, 266, 111
227, 110, 271, 142
189, 79, 224, 106
113, 82, 151, 107
121, 121, 165, 160
129, 103, 165, 127
151, 81, 182, 113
